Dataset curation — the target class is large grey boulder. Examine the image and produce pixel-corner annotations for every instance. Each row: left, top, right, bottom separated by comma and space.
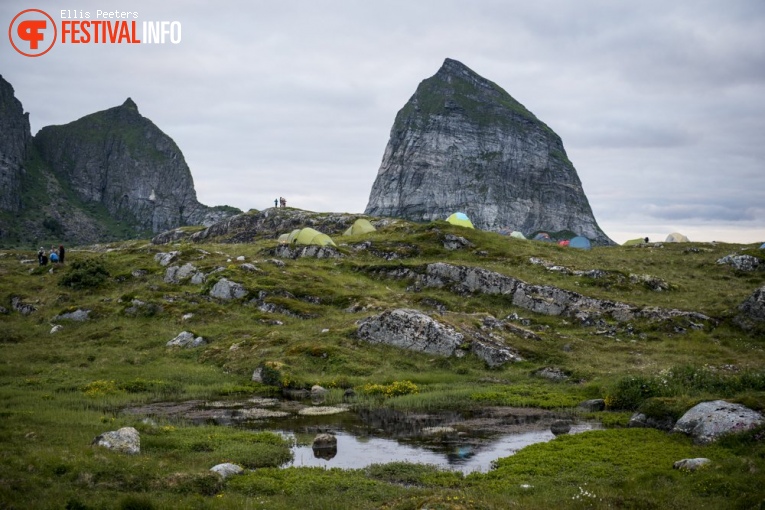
357, 309, 465, 357
735, 285, 765, 330
364, 58, 613, 245
673, 400, 764, 444
209, 278, 247, 300
717, 254, 762, 272
92, 426, 140, 454
357, 308, 521, 367
164, 263, 202, 284
154, 251, 180, 266
11, 296, 36, 315
53, 308, 90, 322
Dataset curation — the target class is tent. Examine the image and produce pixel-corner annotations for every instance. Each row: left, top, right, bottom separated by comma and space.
569, 236, 592, 250
533, 232, 554, 243
343, 218, 376, 236
510, 231, 527, 240
558, 240, 570, 247
446, 212, 474, 229
665, 232, 690, 243
623, 238, 647, 246
286, 229, 302, 243
290, 228, 336, 247
760, 243, 765, 250
277, 233, 290, 243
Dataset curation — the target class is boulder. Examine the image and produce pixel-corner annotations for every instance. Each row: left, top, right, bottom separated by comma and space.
311, 385, 328, 398
273, 244, 342, 259
50, 325, 63, 334
673, 458, 711, 472
11, 296, 36, 315
717, 254, 762, 272
735, 285, 765, 329
240, 263, 260, 272
443, 234, 475, 251
92, 427, 140, 455
535, 367, 569, 382
673, 400, 764, 444
627, 412, 676, 431
209, 278, 247, 300
210, 463, 244, 479
469, 336, 523, 367
154, 251, 179, 266
164, 263, 201, 284
551, 420, 572, 436
577, 399, 606, 412
167, 331, 207, 349
251, 367, 263, 383
53, 309, 90, 322
312, 433, 337, 450
357, 309, 465, 357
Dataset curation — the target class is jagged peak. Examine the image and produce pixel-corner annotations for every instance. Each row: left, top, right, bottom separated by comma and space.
121, 97, 138, 111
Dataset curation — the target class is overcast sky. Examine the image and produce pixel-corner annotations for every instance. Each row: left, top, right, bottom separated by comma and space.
3, 1, 764, 244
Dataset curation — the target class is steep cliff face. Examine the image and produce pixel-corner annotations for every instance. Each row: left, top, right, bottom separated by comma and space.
0, 75, 31, 213
365, 58, 613, 245
34, 98, 226, 234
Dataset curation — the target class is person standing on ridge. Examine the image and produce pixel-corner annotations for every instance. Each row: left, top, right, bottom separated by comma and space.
274, 198, 278, 208
59, 245, 65, 264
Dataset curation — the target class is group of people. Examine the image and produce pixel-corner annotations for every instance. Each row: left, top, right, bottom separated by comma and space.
274, 197, 287, 208
37, 245, 65, 266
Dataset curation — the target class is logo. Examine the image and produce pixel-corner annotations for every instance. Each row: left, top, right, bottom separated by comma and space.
9, 9, 57, 57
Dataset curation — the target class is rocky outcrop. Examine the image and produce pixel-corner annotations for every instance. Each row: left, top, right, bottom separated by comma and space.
167, 331, 206, 349
735, 285, 765, 330
672, 400, 764, 444
33, 98, 237, 234
365, 58, 613, 245
209, 278, 247, 300
357, 308, 522, 367
210, 463, 243, 479
717, 254, 762, 272
0, 76, 31, 214
92, 426, 140, 454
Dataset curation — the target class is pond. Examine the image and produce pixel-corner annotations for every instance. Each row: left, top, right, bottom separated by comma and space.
124, 397, 601, 474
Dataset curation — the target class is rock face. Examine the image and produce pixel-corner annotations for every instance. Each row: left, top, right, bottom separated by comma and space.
0, 75, 31, 214
365, 58, 613, 245
33, 98, 233, 234
672, 400, 764, 444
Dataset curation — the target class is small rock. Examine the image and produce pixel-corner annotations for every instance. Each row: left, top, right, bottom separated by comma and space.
236, 256, 245, 261
131, 269, 147, 278
311, 385, 327, 397
0, 306, 8, 315
673, 458, 711, 472
182, 313, 194, 321
550, 420, 572, 436
166, 331, 207, 349
443, 234, 475, 251
154, 251, 179, 267
312, 433, 337, 450
240, 263, 260, 272
209, 278, 247, 300
50, 325, 63, 334
92, 427, 140, 455
210, 463, 244, 479
627, 412, 676, 431
343, 388, 356, 401
536, 367, 569, 382
321, 328, 329, 333
11, 297, 37, 316
251, 367, 263, 383
53, 309, 90, 322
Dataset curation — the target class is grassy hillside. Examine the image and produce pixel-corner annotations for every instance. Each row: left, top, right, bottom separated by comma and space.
1, 220, 764, 509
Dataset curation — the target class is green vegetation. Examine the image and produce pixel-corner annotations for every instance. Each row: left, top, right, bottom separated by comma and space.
1, 221, 764, 508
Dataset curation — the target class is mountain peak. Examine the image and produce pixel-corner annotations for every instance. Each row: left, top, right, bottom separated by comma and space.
121, 97, 138, 111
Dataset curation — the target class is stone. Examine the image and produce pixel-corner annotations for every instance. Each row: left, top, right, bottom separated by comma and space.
627, 412, 676, 431
311, 385, 328, 397
182, 313, 194, 321
167, 331, 207, 349
312, 433, 338, 449
240, 263, 260, 272
11, 296, 36, 315
50, 325, 63, 334
210, 463, 243, 479
299, 406, 348, 416
673, 458, 711, 472
442, 234, 475, 251
209, 278, 247, 300
735, 285, 765, 329
357, 309, 465, 357
273, 244, 342, 260
92, 426, 140, 455
164, 263, 201, 284
364, 58, 613, 245
673, 400, 764, 444
251, 367, 263, 383
577, 399, 606, 412
154, 251, 179, 267
551, 420, 572, 436
536, 367, 569, 382
717, 254, 762, 272
236, 256, 245, 261
53, 309, 90, 322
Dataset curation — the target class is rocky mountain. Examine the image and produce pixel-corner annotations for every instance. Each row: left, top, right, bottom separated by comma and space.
365, 58, 613, 245
0, 79, 238, 246
0, 76, 30, 214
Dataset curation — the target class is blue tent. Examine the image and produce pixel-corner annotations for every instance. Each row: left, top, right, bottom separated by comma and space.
533, 232, 554, 243
760, 243, 765, 249
569, 236, 592, 250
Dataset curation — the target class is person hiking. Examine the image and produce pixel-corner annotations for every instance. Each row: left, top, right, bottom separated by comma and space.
281, 197, 287, 208
37, 247, 44, 266
49, 247, 59, 264
274, 198, 278, 208
58, 245, 65, 264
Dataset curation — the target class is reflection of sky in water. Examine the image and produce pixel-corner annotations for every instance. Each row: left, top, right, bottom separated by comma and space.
284, 424, 597, 474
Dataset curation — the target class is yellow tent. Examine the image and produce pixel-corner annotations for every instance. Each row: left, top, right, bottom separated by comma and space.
343, 218, 376, 236
277, 233, 290, 243
291, 228, 336, 246
446, 212, 474, 229
510, 231, 526, 240
665, 232, 690, 243
623, 238, 646, 246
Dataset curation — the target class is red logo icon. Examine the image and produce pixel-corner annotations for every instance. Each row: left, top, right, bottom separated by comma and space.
9, 9, 57, 57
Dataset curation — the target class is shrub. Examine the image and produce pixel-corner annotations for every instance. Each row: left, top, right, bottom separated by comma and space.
362, 380, 419, 398
59, 258, 110, 289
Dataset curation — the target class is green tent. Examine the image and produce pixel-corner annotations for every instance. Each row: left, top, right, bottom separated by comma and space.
446, 212, 474, 229
343, 218, 376, 236
510, 231, 526, 240
277, 233, 290, 243
286, 229, 302, 243
291, 228, 336, 247
623, 238, 646, 246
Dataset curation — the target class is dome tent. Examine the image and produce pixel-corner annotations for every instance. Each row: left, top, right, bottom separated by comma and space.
290, 228, 336, 247
533, 232, 554, 243
760, 243, 765, 249
343, 218, 376, 236
286, 229, 302, 243
510, 231, 527, 240
569, 236, 592, 250
623, 238, 647, 246
277, 233, 290, 243
446, 212, 474, 229
666, 232, 690, 243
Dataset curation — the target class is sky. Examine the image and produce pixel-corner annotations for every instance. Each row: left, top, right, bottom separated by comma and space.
2, 1, 764, 244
